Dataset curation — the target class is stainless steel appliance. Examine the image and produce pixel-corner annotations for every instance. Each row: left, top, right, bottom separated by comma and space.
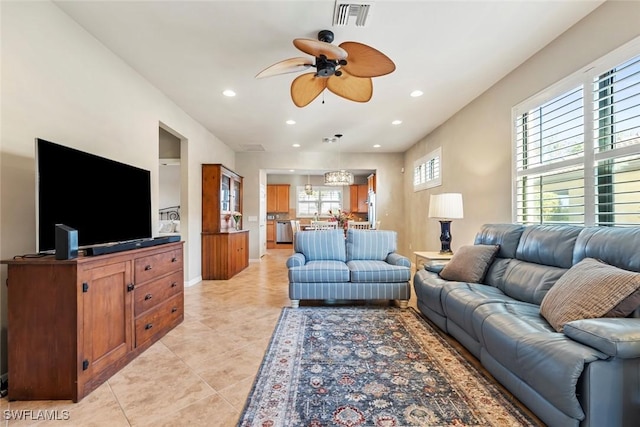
368, 192, 376, 228
276, 221, 293, 243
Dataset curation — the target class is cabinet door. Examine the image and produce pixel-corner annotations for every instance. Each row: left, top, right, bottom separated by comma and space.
349, 186, 359, 213
357, 185, 369, 213
232, 178, 241, 213
81, 261, 133, 379
267, 185, 277, 212
221, 174, 231, 212
276, 185, 290, 212
266, 220, 275, 242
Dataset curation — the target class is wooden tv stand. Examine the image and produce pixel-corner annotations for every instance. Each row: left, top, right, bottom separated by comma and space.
1, 241, 184, 402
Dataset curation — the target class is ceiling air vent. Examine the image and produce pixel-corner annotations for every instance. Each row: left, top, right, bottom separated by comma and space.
333, 1, 373, 27
241, 144, 266, 152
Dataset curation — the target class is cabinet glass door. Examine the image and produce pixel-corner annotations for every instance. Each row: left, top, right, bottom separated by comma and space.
232, 179, 241, 213
221, 175, 231, 212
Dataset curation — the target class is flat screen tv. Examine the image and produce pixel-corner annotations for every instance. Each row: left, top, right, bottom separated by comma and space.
36, 138, 152, 253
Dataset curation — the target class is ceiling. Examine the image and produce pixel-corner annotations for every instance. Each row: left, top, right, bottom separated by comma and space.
54, 0, 604, 155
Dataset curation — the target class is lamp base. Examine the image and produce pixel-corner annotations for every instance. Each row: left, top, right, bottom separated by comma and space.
438, 220, 453, 254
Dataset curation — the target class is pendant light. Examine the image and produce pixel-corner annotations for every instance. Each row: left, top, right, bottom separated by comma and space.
305, 173, 313, 195
324, 134, 354, 186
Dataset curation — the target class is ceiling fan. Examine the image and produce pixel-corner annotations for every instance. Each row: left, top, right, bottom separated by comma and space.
256, 30, 395, 107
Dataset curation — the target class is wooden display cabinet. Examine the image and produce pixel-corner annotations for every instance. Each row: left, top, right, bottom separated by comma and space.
201, 164, 249, 279
2, 242, 184, 402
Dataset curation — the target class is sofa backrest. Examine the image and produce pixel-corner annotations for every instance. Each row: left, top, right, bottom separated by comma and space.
573, 226, 640, 273
294, 229, 346, 262
346, 229, 397, 261
500, 225, 583, 305
474, 224, 524, 288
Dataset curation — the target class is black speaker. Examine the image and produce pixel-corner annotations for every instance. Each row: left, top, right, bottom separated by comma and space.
55, 224, 78, 260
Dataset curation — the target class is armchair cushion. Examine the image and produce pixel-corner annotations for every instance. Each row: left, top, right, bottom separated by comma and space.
540, 258, 640, 332
288, 260, 350, 283
295, 229, 346, 262
347, 260, 411, 283
346, 229, 397, 261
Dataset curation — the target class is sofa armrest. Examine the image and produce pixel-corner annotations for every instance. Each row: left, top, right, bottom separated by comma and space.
424, 264, 445, 274
563, 318, 640, 359
386, 253, 411, 267
286, 253, 306, 268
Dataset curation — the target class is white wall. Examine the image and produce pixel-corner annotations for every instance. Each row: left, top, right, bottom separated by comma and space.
0, 1, 235, 375
403, 0, 640, 255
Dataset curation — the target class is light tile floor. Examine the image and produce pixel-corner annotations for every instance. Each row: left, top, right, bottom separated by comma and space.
1, 249, 540, 426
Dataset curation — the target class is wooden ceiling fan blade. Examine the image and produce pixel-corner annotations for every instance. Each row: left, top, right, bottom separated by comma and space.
293, 38, 348, 60
255, 57, 313, 79
291, 73, 327, 107
326, 70, 372, 103
339, 41, 396, 78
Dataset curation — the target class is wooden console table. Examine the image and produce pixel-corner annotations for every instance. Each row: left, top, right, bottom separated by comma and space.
1, 242, 184, 402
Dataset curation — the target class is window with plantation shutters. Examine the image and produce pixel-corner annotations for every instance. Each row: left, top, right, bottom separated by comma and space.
513, 43, 640, 227
414, 147, 441, 191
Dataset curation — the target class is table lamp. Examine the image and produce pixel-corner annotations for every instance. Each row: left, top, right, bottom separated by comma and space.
428, 193, 464, 254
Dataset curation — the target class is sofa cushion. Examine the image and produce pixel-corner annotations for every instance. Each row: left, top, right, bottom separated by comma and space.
499, 260, 567, 305
439, 244, 499, 283
347, 260, 411, 283
288, 260, 350, 283
516, 225, 583, 269
477, 301, 607, 420
295, 229, 346, 262
540, 258, 640, 332
474, 224, 524, 259
573, 226, 640, 273
346, 229, 397, 261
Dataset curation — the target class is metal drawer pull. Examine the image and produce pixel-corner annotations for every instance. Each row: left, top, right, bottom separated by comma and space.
171, 257, 177, 262
144, 265, 152, 271
171, 307, 178, 313
171, 282, 177, 288
144, 293, 153, 300
145, 323, 153, 330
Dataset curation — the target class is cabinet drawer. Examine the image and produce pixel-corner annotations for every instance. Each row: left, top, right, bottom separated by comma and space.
135, 293, 183, 347
135, 247, 183, 284
134, 270, 183, 316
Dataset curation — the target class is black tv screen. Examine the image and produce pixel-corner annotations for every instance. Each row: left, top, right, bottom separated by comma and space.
36, 138, 152, 253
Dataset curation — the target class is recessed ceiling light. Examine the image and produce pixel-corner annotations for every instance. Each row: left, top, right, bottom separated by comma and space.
373, 144, 381, 148
392, 120, 402, 125
292, 143, 300, 148
289, 169, 295, 172
410, 90, 423, 97
286, 119, 296, 125
222, 89, 236, 97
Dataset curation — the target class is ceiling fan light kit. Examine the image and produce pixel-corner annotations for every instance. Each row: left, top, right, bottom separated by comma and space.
256, 29, 395, 107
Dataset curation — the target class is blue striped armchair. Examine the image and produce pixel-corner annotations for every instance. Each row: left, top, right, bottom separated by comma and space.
286, 229, 411, 308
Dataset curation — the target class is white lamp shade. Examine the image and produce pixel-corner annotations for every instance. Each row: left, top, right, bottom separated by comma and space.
429, 193, 464, 219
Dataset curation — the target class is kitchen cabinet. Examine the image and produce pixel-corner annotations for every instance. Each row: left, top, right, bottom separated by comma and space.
267, 184, 290, 213
367, 173, 376, 193
350, 184, 369, 213
266, 220, 275, 249
1, 242, 184, 402
202, 164, 249, 279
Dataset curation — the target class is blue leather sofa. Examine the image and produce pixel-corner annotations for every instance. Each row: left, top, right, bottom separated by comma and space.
414, 224, 640, 427
287, 229, 411, 308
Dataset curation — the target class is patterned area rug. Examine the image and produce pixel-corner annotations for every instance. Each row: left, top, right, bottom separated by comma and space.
238, 307, 538, 427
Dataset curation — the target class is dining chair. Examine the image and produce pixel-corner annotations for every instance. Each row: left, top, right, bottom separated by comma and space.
310, 220, 338, 230
347, 221, 371, 230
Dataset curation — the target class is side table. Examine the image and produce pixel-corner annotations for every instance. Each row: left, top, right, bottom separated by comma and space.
413, 251, 454, 269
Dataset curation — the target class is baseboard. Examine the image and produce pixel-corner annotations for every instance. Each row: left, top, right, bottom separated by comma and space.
185, 276, 202, 287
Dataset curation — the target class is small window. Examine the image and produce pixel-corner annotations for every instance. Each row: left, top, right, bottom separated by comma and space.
414, 147, 441, 191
